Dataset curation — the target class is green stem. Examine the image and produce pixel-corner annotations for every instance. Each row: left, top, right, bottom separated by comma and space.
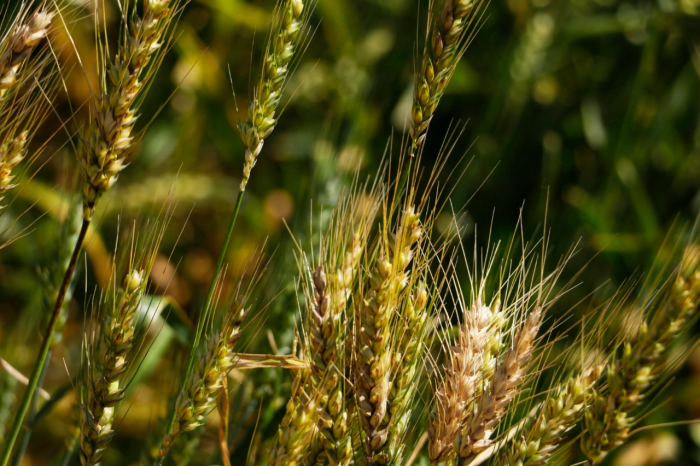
396, 157, 414, 201
0, 219, 90, 466
160, 189, 245, 464
10, 351, 51, 466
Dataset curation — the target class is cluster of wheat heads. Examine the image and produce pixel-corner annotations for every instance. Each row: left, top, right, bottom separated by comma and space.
0, 0, 699, 465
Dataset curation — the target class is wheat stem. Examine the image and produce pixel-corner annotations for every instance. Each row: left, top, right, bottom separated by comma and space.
0, 218, 90, 466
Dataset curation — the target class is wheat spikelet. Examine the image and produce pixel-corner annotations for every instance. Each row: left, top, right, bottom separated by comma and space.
457, 307, 542, 465
0, 9, 53, 100
156, 300, 246, 463
239, 0, 308, 191
79, 269, 147, 466
493, 366, 602, 466
429, 299, 504, 464
80, 0, 177, 220
355, 205, 422, 464
582, 249, 700, 464
410, 0, 482, 157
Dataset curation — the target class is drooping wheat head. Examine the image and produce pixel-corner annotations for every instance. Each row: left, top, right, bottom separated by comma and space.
239, 0, 310, 191
80, 0, 178, 220
410, 0, 483, 157
581, 245, 700, 464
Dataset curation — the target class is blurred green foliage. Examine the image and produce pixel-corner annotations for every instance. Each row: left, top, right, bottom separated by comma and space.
1, 0, 700, 464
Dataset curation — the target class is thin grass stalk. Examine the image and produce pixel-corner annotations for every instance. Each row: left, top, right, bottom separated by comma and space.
11, 204, 83, 463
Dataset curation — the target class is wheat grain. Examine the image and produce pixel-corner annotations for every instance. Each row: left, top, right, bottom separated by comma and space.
410, 0, 481, 157
79, 269, 147, 466
582, 256, 700, 464
493, 366, 602, 466
356, 205, 422, 464
0, 131, 27, 207
429, 299, 504, 464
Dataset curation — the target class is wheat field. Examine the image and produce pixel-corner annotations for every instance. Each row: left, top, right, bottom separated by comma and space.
0, 0, 699, 465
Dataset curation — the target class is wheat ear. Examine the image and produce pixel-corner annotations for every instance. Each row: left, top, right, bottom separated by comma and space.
0, 9, 54, 100
429, 300, 504, 464
239, 0, 307, 192
156, 300, 246, 464
314, 233, 363, 466
356, 206, 422, 464
410, 0, 481, 157
582, 259, 700, 464
79, 270, 147, 466
80, 0, 176, 219
493, 366, 603, 466
457, 307, 542, 465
